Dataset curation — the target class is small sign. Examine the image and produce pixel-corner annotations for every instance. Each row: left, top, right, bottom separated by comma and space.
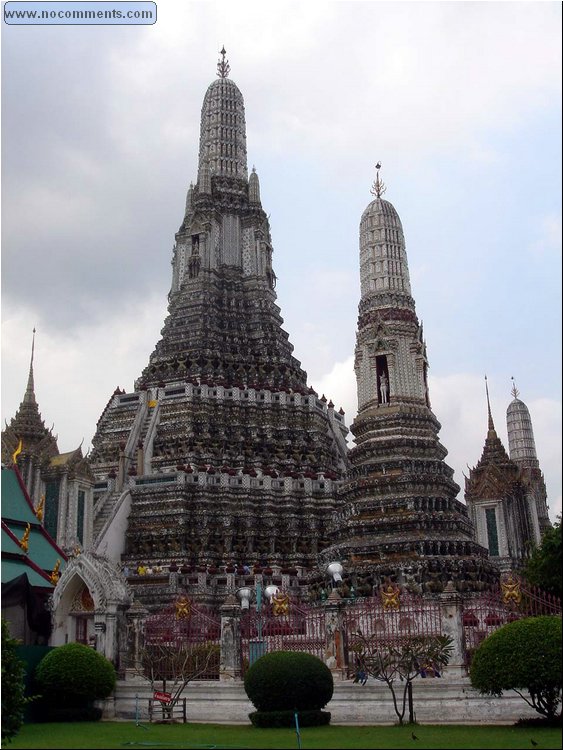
153, 691, 172, 704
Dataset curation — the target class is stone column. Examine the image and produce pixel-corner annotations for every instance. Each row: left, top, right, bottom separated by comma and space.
439, 581, 466, 678
219, 594, 242, 682
323, 588, 347, 680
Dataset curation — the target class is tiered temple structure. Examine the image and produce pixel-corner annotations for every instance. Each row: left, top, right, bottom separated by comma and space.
85, 49, 349, 611
2, 52, 553, 664
322, 169, 499, 595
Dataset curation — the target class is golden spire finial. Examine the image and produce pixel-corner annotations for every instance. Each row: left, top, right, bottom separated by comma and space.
35, 494, 45, 522
511, 376, 520, 400
217, 46, 230, 79
19, 523, 31, 553
12, 438, 23, 465
370, 161, 386, 198
50, 559, 61, 585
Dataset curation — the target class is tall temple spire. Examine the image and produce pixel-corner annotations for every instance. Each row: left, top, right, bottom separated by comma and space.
323, 169, 496, 593
24, 327, 37, 404
507, 379, 540, 469
1, 327, 59, 469
485, 374, 496, 435
197, 50, 248, 183
89, 59, 350, 595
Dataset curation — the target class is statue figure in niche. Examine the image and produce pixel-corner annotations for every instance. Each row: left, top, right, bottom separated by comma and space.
379, 372, 389, 404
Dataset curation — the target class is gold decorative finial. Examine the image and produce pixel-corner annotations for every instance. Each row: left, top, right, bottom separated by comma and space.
217, 46, 230, 79
12, 438, 23, 465
511, 376, 520, 400
35, 494, 45, 522
50, 559, 61, 585
19, 523, 31, 553
370, 162, 386, 198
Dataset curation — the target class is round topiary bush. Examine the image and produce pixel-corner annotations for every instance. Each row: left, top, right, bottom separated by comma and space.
34, 643, 116, 721
244, 651, 334, 713
470, 615, 562, 720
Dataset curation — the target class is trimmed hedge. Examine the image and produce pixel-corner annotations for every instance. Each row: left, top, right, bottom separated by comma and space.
244, 651, 333, 713
249, 709, 331, 728
34, 643, 116, 719
470, 615, 562, 720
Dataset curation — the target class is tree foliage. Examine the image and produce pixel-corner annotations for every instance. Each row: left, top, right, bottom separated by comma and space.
244, 651, 334, 713
1, 619, 29, 742
523, 517, 562, 600
353, 634, 454, 725
470, 616, 562, 720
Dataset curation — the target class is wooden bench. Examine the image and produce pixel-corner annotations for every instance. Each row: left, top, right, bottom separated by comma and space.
147, 697, 187, 723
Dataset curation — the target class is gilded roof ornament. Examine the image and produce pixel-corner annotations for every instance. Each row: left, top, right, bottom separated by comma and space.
217, 46, 230, 79
12, 437, 23, 465
19, 523, 31, 553
370, 161, 386, 198
35, 494, 45, 522
510, 376, 520, 400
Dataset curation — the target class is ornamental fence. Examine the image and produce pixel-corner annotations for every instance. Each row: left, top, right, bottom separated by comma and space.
133, 576, 561, 682
344, 589, 444, 678
460, 577, 562, 668
240, 597, 326, 674
142, 598, 221, 681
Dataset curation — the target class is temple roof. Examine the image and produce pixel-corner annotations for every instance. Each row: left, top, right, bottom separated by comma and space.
1, 466, 66, 586
1, 331, 59, 465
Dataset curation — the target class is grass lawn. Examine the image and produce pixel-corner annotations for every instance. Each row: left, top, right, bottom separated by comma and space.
4, 722, 562, 749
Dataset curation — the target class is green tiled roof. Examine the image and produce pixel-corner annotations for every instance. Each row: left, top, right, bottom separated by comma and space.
1, 559, 53, 588
4, 522, 64, 574
2, 467, 65, 591
1, 468, 37, 523
2, 526, 25, 555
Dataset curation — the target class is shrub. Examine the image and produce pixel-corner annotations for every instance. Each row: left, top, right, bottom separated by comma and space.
34, 643, 116, 718
244, 651, 333, 713
249, 709, 331, 727
36, 705, 103, 723
470, 616, 562, 720
1, 619, 29, 742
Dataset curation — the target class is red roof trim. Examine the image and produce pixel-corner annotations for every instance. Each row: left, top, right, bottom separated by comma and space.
1, 521, 54, 583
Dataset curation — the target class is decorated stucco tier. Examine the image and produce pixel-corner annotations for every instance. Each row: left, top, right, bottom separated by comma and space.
88, 50, 350, 611
322, 168, 498, 595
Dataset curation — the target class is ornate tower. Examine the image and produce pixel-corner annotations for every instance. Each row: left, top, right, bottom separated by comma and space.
465, 378, 542, 572
506, 379, 551, 537
323, 168, 497, 595
1, 331, 94, 553
88, 51, 349, 609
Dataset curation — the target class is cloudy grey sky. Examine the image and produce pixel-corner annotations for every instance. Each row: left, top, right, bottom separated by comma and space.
2, 1, 561, 520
